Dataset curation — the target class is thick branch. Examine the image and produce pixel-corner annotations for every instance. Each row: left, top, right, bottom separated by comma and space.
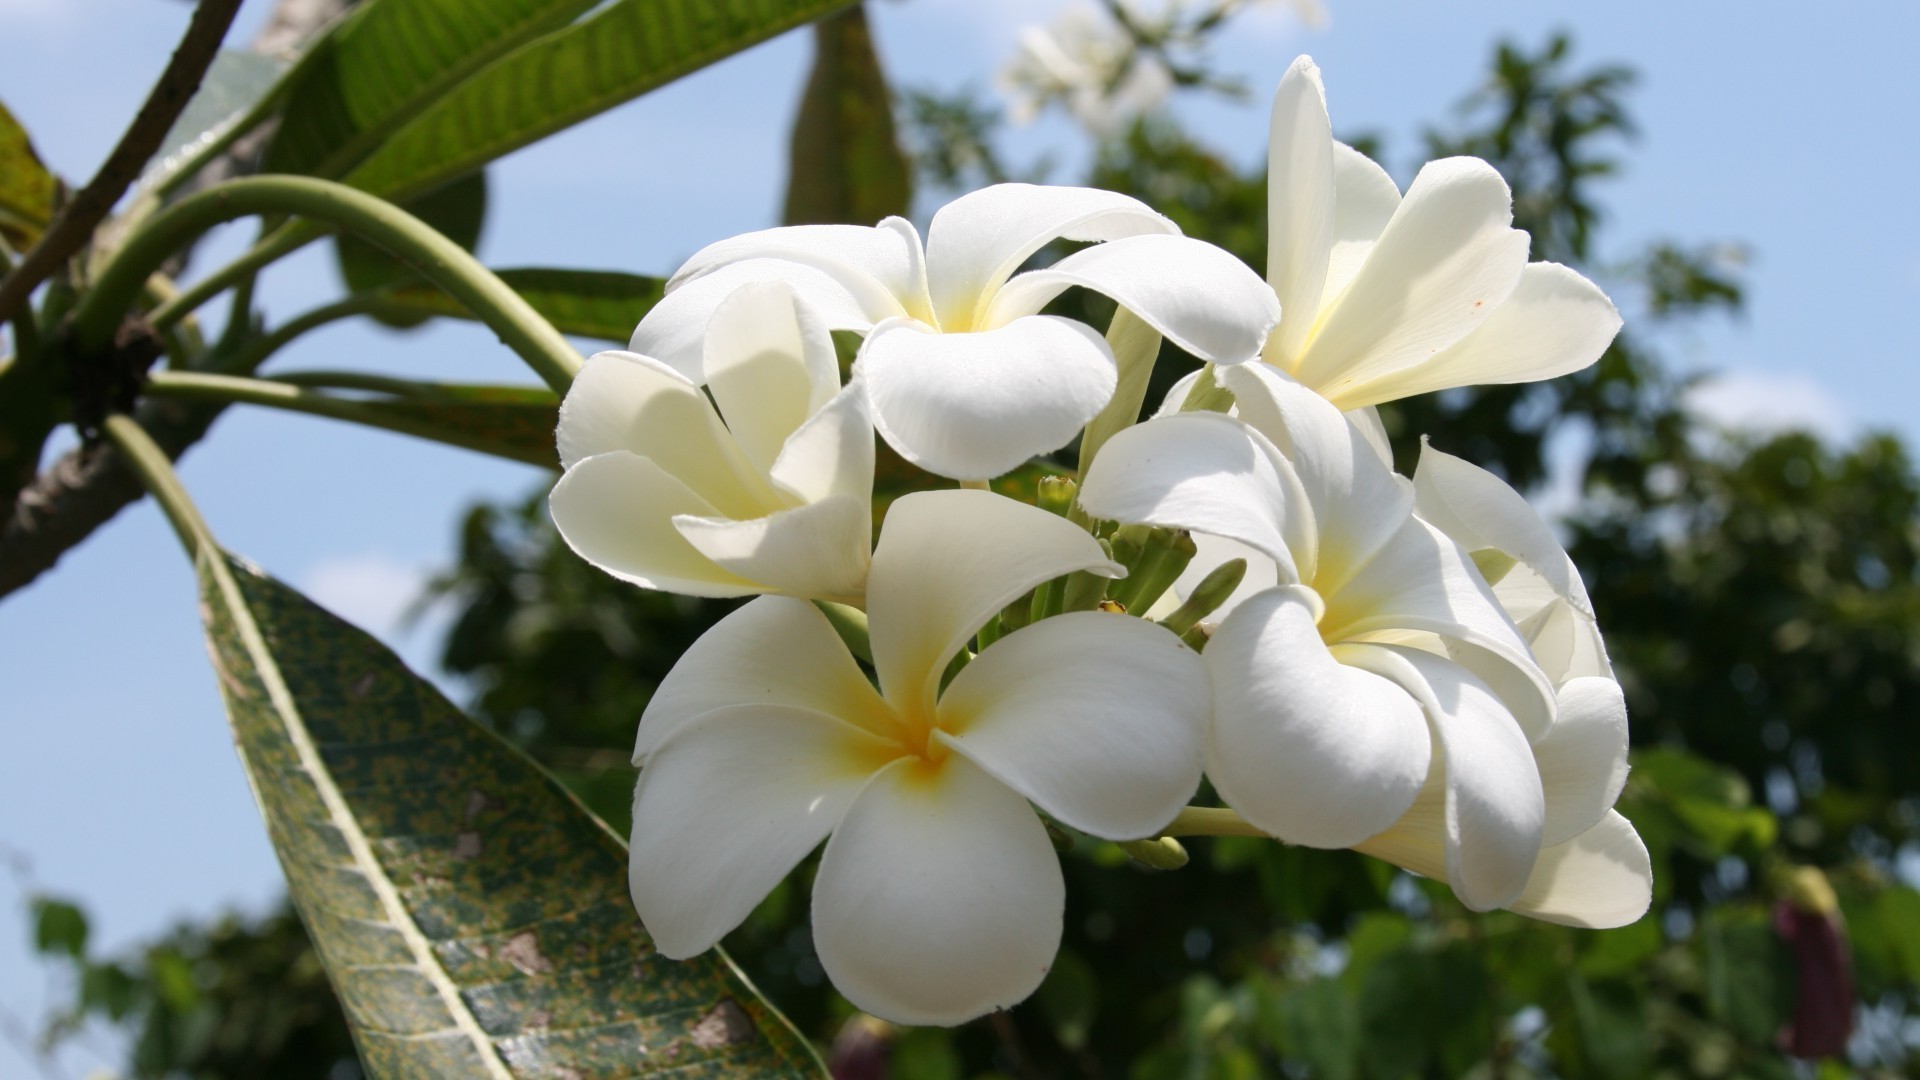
0, 0, 245, 324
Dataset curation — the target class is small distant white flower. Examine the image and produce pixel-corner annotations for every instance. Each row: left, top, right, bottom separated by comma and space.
627, 489, 1209, 1026
999, 4, 1172, 134
629, 183, 1279, 480
549, 281, 873, 603
1082, 361, 1560, 913
1258, 55, 1621, 411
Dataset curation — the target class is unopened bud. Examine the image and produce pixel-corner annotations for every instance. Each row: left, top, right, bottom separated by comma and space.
1179, 623, 1212, 653
1117, 836, 1189, 870
1097, 599, 1127, 614
1037, 476, 1077, 517
1158, 558, 1248, 636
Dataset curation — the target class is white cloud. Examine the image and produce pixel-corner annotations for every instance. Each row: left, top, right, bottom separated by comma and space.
1685, 370, 1850, 442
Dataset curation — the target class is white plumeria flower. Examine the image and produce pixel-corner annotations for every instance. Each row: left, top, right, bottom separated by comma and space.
627, 489, 1209, 1026
999, 4, 1172, 134
1397, 442, 1651, 928
1082, 361, 1562, 913
1257, 55, 1622, 412
550, 281, 873, 603
628, 183, 1280, 480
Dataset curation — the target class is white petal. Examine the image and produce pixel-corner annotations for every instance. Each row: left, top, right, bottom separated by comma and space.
1333, 262, 1622, 409
1263, 55, 1335, 366
768, 372, 876, 506
549, 452, 757, 599
1514, 593, 1615, 684
636, 597, 893, 758
923, 183, 1175, 330
630, 259, 894, 380
1534, 676, 1630, 846
629, 706, 892, 957
1206, 586, 1431, 848
1413, 439, 1588, 615
1349, 644, 1544, 911
1346, 405, 1395, 466
1077, 412, 1307, 582
1508, 811, 1652, 928
1221, 363, 1412, 589
666, 217, 931, 319
1292, 157, 1529, 401
703, 281, 840, 473
988, 235, 1280, 364
867, 490, 1120, 719
1151, 367, 1205, 418
675, 495, 870, 604
936, 612, 1208, 840
555, 350, 782, 517
812, 754, 1063, 1026
1320, 142, 1403, 306
861, 314, 1116, 481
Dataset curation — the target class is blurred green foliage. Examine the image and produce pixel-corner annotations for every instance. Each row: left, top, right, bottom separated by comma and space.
23, 18, 1920, 1080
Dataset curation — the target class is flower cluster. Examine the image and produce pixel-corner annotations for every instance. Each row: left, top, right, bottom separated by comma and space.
553, 55, 1650, 1027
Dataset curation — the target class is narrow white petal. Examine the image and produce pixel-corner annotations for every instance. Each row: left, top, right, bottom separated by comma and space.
1413, 439, 1587, 614
631, 259, 895, 380
1078, 413, 1307, 583
1534, 676, 1630, 846
1206, 586, 1431, 848
923, 183, 1175, 330
549, 452, 757, 599
1334, 262, 1622, 409
867, 490, 1120, 719
767, 373, 876, 506
1346, 405, 1395, 466
636, 597, 894, 759
1264, 55, 1335, 366
1293, 157, 1529, 400
936, 613, 1208, 840
629, 706, 891, 957
675, 495, 871, 605
666, 216, 931, 319
861, 314, 1116, 481
1221, 362, 1412, 588
1320, 142, 1403, 306
813, 755, 1064, 1026
1351, 644, 1544, 911
555, 350, 783, 517
986, 233, 1279, 363
1508, 811, 1652, 928
703, 282, 840, 473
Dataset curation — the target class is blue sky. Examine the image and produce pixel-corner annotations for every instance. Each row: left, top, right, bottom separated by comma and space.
1, 0, 1915, 1072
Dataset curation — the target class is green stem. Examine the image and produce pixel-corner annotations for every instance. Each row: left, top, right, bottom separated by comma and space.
100, 413, 212, 557
148, 223, 315, 331
1160, 806, 1269, 838
216, 294, 385, 375
74, 177, 581, 392
1179, 363, 1236, 413
959, 478, 990, 491
1076, 306, 1160, 478
813, 601, 873, 664
272, 368, 471, 397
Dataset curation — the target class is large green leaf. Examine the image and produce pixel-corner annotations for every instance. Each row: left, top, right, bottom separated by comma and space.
141, 50, 288, 189
195, 549, 823, 1076
263, 0, 599, 181
781, 5, 912, 226
376, 268, 665, 344
0, 100, 56, 250
344, 0, 857, 203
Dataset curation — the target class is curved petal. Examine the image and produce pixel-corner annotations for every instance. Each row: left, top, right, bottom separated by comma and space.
666, 216, 931, 319
1292, 157, 1529, 399
549, 452, 758, 599
1206, 586, 1431, 848
867, 490, 1120, 719
1508, 811, 1652, 929
1078, 413, 1307, 582
924, 183, 1175, 330
1263, 55, 1334, 366
630, 259, 895, 380
703, 281, 841, 473
1152, 366, 1205, 418
1347, 406, 1395, 467
936, 612, 1208, 840
1221, 362, 1413, 588
1349, 644, 1544, 911
812, 754, 1064, 1026
988, 234, 1280, 364
1413, 439, 1587, 614
1534, 676, 1630, 846
637, 597, 894, 758
861, 314, 1116, 481
1321, 142, 1403, 306
1334, 262, 1621, 409
629, 706, 893, 957
1514, 593, 1614, 684
768, 372, 875, 506
555, 350, 783, 517
676, 494, 871, 604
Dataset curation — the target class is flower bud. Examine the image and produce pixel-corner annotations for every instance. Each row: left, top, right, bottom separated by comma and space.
1158, 558, 1248, 636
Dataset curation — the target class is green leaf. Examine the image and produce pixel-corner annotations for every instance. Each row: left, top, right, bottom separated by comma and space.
31, 896, 89, 959
349, 385, 559, 468
343, 0, 857, 204
142, 50, 288, 188
376, 268, 665, 343
781, 5, 912, 226
193, 550, 823, 1076
0, 100, 56, 250
263, 0, 600, 181
338, 171, 490, 329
